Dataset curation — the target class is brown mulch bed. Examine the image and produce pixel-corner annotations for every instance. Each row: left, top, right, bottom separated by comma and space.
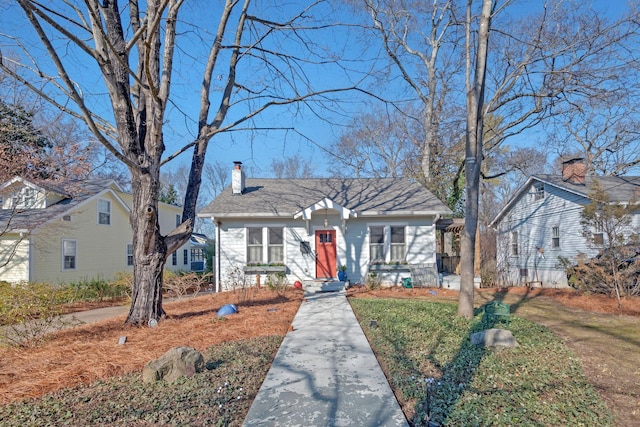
0, 288, 303, 405
347, 284, 640, 316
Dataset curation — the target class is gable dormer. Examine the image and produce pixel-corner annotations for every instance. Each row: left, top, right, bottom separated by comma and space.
0, 177, 67, 210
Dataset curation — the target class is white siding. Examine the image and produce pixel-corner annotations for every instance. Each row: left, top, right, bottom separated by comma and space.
495, 182, 597, 287
216, 214, 439, 290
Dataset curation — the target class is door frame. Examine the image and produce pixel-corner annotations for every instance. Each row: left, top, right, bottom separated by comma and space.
315, 229, 337, 279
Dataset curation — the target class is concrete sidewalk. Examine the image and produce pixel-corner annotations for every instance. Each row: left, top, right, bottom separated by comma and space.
243, 290, 408, 427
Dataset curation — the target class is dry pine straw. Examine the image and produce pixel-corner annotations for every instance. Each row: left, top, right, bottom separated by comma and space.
349, 285, 640, 317
0, 288, 303, 405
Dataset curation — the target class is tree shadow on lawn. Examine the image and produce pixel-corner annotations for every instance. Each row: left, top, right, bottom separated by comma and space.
388, 293, 516, 426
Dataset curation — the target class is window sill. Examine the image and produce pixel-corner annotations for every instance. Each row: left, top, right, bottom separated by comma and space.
243, 265, 288, 274
369, 264, 411, 272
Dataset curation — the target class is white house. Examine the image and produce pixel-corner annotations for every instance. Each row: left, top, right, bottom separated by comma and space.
490, 158, 640, 288
0, 176, 207, 284
198, 163, 451, 291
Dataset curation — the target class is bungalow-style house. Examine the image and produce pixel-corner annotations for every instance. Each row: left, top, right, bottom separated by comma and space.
0, 176, 207, 284
198, 163, 451, 291
490, 158, 640, 288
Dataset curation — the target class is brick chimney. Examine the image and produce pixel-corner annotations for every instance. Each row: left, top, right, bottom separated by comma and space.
232, 161, 245, 195
562, 157, 585, 185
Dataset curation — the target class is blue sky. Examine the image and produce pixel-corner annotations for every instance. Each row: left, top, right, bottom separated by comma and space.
0, 0, 636, 182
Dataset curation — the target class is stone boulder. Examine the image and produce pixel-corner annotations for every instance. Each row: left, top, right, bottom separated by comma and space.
142, 346, 205, 383
471, 328, 519, 348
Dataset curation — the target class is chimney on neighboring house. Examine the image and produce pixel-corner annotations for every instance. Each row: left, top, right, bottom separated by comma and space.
561, 157, 586, 185
232, 161, 245, 195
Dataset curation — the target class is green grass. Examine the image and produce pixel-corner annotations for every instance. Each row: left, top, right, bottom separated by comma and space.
0, 336, 282, 427
349, 298, 613, 427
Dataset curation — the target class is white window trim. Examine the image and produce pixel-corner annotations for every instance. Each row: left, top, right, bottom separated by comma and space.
97, 198, 111, 226
511, 231, 519, 256
533, 183, 544, 201
62, 239, 77, 271
245, 224, 287, 265
126, 243, 134, 266
368, 223, 408, 263
551, 226, 560, 249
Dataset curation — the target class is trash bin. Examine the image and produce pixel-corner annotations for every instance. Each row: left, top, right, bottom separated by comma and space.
402, 277, 413, 288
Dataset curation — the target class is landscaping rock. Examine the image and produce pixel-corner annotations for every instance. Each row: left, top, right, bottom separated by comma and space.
142, 346, 205, 383
471, 328, 519, 348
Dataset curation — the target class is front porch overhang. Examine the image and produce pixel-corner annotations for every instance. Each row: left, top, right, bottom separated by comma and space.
293, 197, 357, 221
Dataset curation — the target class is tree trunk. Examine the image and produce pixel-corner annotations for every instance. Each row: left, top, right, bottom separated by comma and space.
125, 169, 168, 325
459, 0, 493, 319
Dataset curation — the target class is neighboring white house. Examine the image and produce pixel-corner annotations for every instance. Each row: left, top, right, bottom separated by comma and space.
490, 158, 640, 288
0, 176, 207, 284
198, 163, 451, 291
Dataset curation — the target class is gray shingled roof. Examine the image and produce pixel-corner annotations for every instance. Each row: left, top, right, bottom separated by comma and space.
534, 175, 640, 203
199, 178, 451, 218
0, 178, 118, 231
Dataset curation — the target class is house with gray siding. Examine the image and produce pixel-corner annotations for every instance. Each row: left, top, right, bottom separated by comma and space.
490, 158, 640, 288
199, 163, 451, 291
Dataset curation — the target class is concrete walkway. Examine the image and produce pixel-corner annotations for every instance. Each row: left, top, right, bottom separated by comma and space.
243, 290, 408, 427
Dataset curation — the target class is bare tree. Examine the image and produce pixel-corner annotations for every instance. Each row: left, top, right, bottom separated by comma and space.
360, 0, 464, 189
203, 161, 230, 201
270, 154, 315, 179
1, 0, 366, 325
329, 106, 416, 178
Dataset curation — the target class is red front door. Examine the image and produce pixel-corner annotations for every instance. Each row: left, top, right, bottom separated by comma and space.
315, 230, 336, 278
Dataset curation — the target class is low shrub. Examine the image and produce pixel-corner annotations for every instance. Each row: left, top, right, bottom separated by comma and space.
265, 271, 289, 297
65, 276, 130, 302
164, 271, 211, 299
0, 282, 80, 347
223, 266, 257, 304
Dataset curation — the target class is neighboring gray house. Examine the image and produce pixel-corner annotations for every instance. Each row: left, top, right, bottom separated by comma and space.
490, 158, 640, 288
199, 163, 451, 291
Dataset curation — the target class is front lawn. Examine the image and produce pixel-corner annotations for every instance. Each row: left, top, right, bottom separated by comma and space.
349, 297, 612, 426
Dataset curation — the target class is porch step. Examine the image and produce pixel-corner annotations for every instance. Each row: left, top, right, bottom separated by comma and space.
303, 280, 345, 294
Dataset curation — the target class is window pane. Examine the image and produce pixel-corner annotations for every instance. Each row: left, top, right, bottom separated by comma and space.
248, 246, 263, 262
269, 228, 283, 245
390, 244, 405, 261
248, 228, 262, 245
370, 244, 384, 261
63, 240, 76, 255
370, 226, 384, 244
391, 226, 405, 244
268, 246, 283, 263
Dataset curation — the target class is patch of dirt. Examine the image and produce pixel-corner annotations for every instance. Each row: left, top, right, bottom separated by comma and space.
0, 288, 302, 405
349, 285, 640, 427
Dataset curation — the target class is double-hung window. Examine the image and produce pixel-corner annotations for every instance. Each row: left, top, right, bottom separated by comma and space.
511, 231, 519, 256
369, 226, 385, 262
126, 244, 134, 266
98, 199, 111, 225
390, 226, 406, 261
62, 239, 77, 270
183, 249, 188, 265
247, 227, 263, 263
551, 226, 560, 248
268, 227, 284, 263
533, 183, 544, 201
369, 225, 406, 262
172, 251, 177, 266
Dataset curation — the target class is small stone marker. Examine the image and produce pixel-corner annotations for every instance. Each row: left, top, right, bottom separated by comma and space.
370, 320, 377, 328
471, 328, 519, 348
118, 336, 127, 345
